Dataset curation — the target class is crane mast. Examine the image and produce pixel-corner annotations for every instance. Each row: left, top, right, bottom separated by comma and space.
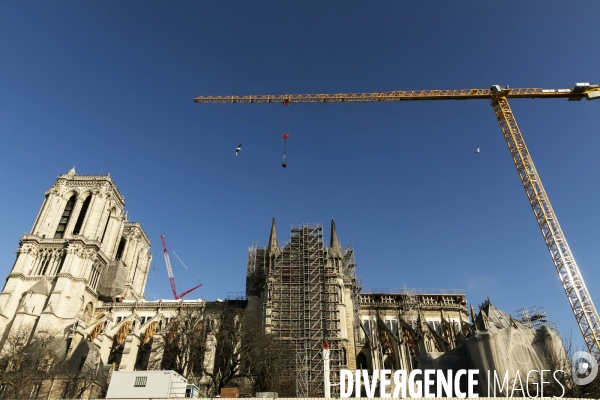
160, 235, 202, 300
160, 235, 178, 298
194, 83, 600, 360
492, 96, 600, 360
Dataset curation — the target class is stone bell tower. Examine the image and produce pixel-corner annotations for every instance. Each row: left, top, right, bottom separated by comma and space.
0, 168, 151, 345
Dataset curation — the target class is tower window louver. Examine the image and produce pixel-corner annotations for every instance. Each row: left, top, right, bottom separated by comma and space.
72, 195, 91, 235
54, 195, 76, 239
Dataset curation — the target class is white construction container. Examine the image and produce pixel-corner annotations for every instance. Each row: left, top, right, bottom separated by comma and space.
106, 370, 201, 399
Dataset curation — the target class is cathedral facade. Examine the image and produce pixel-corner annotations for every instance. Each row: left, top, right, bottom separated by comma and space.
0, 168, 153, 336
0, 169, 156, 398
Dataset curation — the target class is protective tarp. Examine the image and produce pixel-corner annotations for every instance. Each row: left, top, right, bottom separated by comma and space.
96, 260, 127, 301
466, 326, 563, 394
419, 302, 566, 396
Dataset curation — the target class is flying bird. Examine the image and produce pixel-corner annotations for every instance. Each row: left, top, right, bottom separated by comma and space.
235, 144, 242, 156
474, 146, 480, 154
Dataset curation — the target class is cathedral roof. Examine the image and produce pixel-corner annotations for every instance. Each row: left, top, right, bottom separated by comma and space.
477, 299, 525, 330
28, 278, 50, 296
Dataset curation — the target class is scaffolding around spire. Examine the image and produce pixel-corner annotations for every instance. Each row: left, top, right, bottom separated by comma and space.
246, 221, 359, 397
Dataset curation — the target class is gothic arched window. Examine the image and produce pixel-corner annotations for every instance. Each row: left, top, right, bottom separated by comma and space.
115, 238, 126, 261
54, 195, 76, 239
72, 195, 91, 235
56, 252, 66, 274
39, 255, 52, 275
356, 352, 368, 371
384, 355, 395, 370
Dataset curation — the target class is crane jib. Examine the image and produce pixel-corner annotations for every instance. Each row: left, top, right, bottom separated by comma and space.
192, 82, 600, 361
194, 85, 600, 103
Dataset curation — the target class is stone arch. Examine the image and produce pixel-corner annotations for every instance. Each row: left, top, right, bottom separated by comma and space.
356, 352, 369, 370
87, 321, 102, 341
142, 321, 158, 345
114, 321, 131, 346
107, 321, 131, 370
61, 189, 79, 201
77, 190, 93, 202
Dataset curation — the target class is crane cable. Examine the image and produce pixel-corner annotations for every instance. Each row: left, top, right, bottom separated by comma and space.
282, 102, 290, 168
165, 241, 202, 284
169, 246, 203, 299
281, 134, 289, 168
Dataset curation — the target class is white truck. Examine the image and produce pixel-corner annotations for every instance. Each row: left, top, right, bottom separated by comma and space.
106, 370, 202, 399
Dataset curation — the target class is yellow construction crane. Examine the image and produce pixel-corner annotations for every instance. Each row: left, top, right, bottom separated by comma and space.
194, 83, 600, 360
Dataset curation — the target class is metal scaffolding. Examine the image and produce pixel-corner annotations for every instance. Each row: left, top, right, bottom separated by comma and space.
400, 285, 420, 331
247, 224, 355, 397
515, 306, 560, 334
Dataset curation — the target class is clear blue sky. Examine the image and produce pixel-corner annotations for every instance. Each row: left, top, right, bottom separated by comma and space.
1, 1, 599, 349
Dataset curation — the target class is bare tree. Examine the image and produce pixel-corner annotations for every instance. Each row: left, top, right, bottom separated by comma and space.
0, 324, 109, 399
0, 325, 61, 399
204, 305, 295, 397
132, 304, 295, 397
137, 307, 207, 385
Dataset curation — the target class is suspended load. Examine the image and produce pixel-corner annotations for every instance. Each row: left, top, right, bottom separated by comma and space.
281, 134, 289, 168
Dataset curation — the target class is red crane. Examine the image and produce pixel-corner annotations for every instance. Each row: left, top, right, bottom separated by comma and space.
160, 235, 202, 299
